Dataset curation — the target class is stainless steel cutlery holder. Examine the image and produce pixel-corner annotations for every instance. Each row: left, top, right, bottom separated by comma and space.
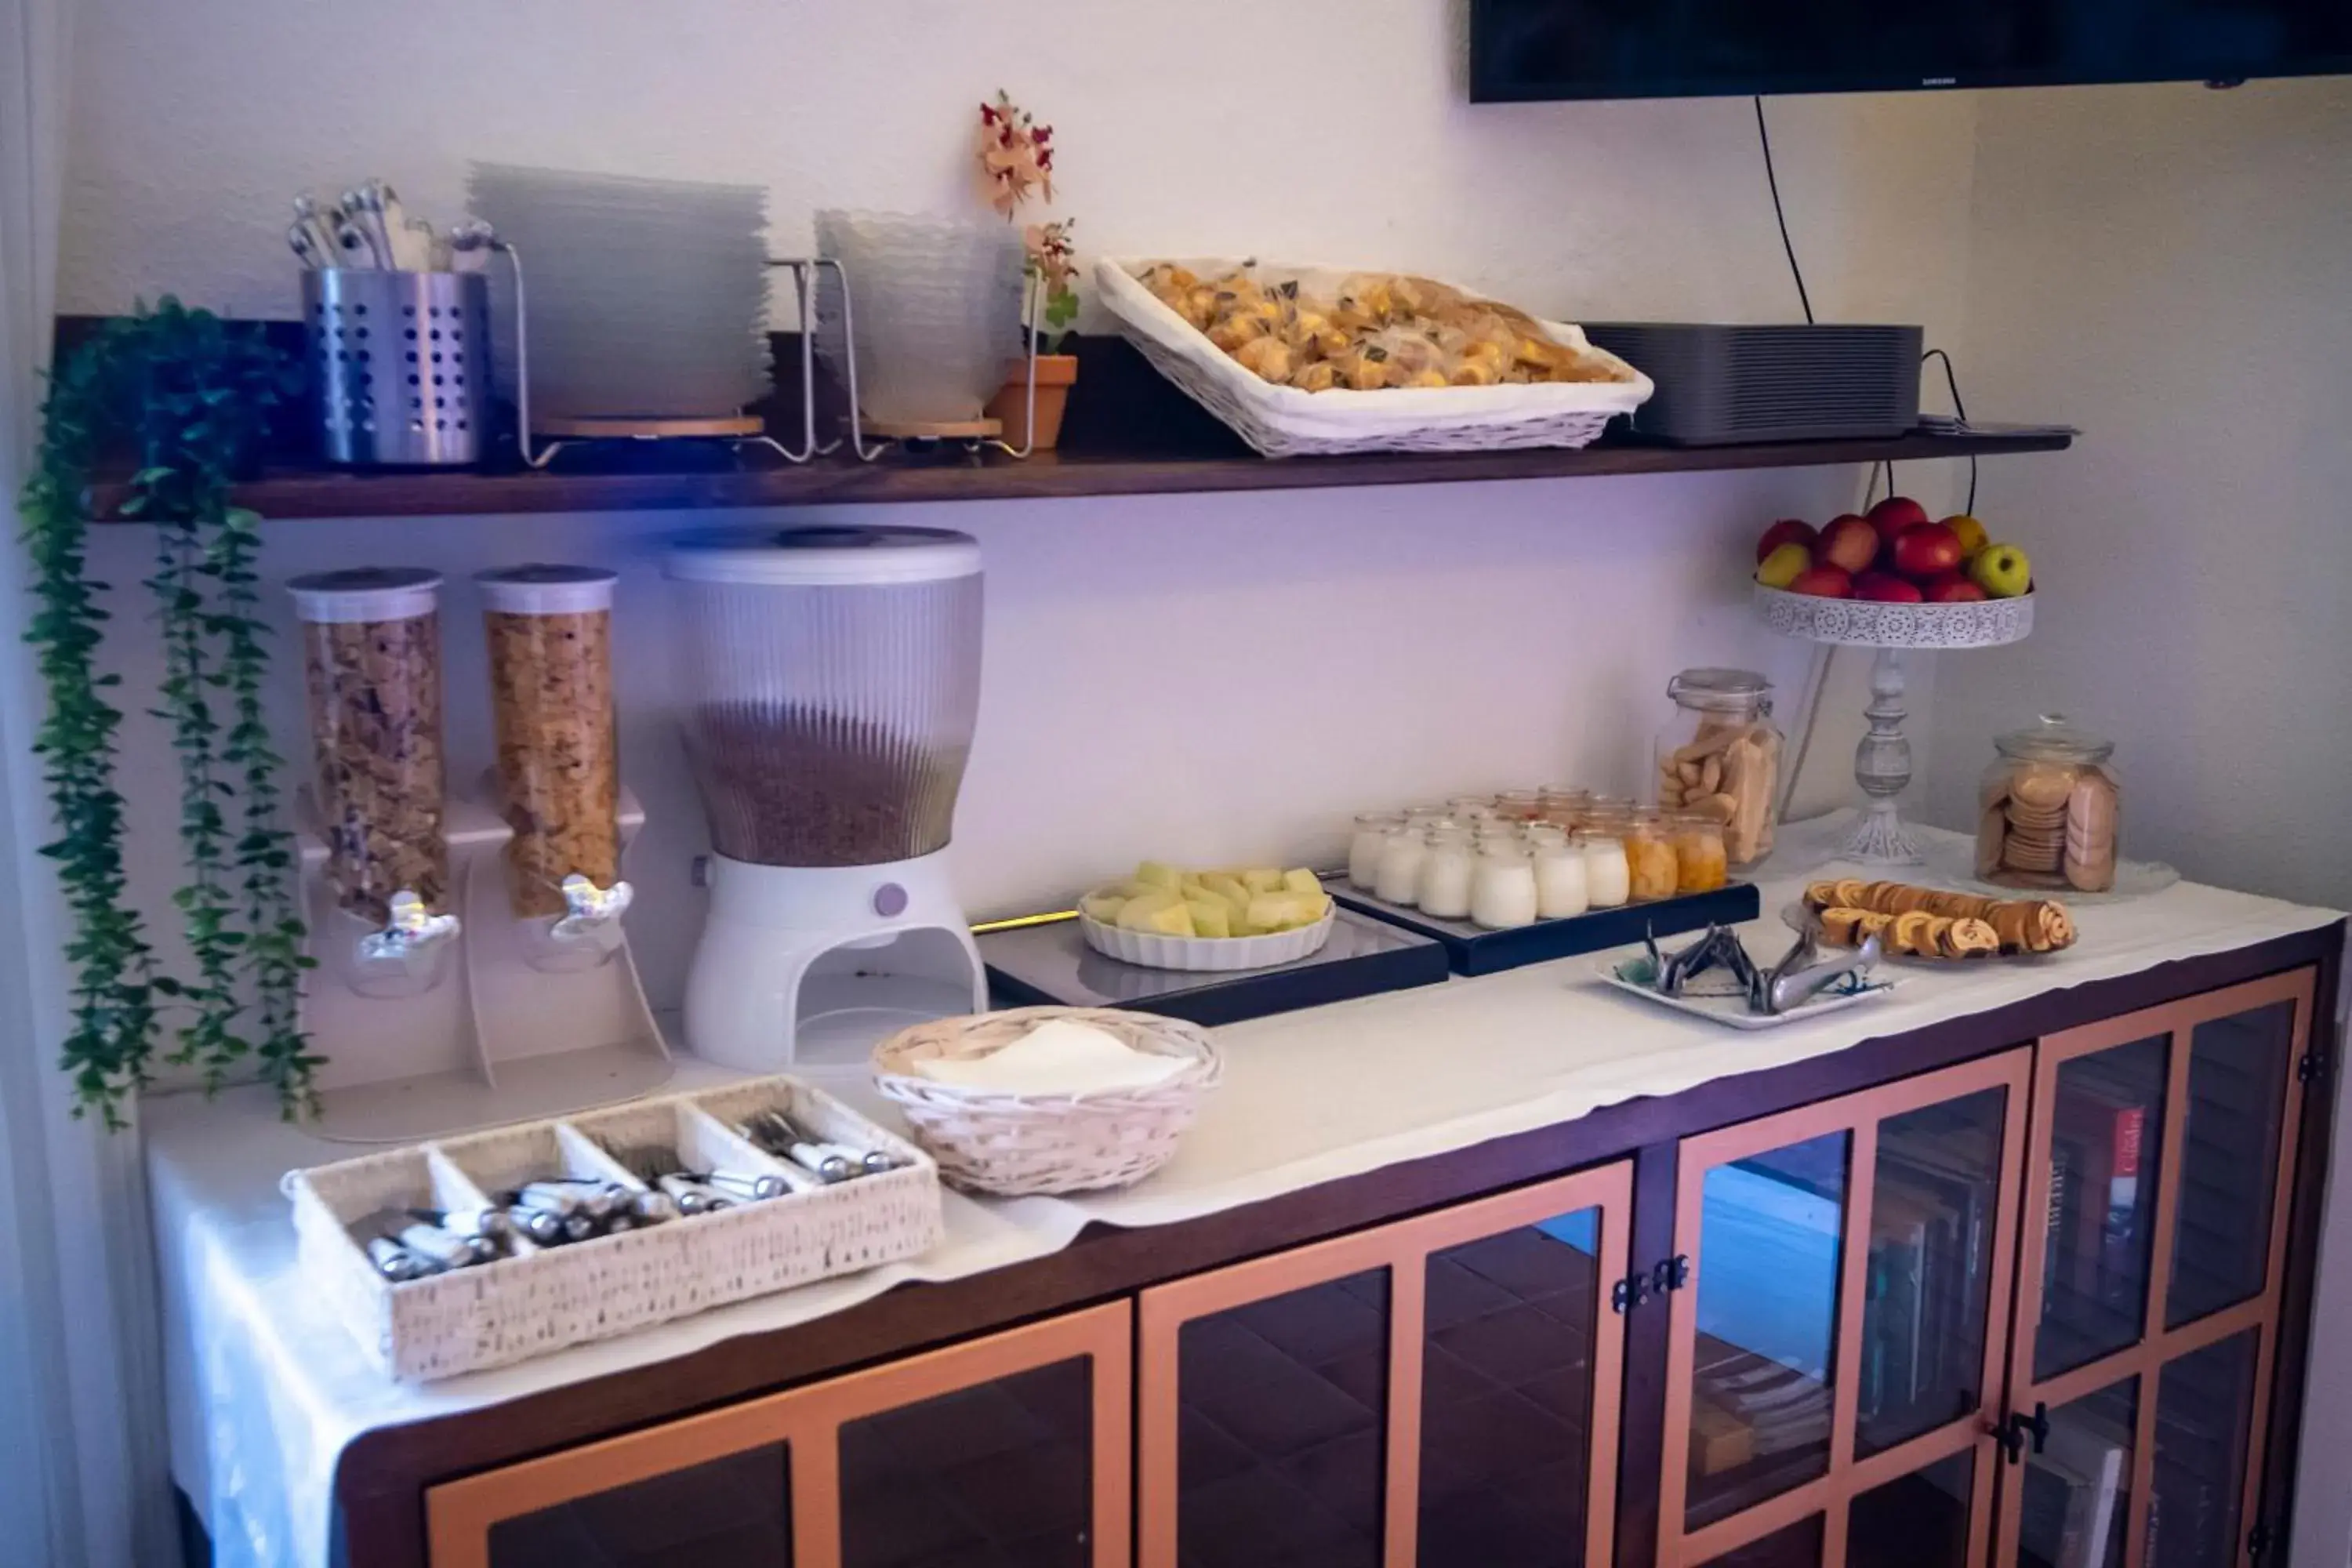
305, 269, 489, 466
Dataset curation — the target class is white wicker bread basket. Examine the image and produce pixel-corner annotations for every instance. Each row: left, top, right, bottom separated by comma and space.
283, 1075, 942, 1381
1098, 256, 1653, 457
872, 1007, 1223, 1196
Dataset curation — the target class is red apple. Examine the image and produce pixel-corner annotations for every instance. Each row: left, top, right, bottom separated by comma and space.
1816, 515, 1880, 575
1853, 571, 1925, 603
1923, 572, 1988, 603
1788, 563, 1854, 598
1867, 495, 1932, 547
1891, 522, 1965, 581
1755, 518, 1818, 564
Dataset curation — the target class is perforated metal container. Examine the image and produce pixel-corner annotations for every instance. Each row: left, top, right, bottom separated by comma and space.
304, 270, 489, 466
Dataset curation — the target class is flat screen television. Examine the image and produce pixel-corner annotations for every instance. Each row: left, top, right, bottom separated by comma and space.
1469, 0, 2352, 100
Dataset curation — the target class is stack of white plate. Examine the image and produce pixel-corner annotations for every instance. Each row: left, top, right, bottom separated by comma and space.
470, 164, 771, 423
813, 212, 1024, 428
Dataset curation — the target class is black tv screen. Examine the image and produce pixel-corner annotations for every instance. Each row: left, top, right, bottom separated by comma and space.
1469, 0, 2352, 100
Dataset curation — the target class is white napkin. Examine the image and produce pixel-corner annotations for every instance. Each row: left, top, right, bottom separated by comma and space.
914, 1018, 1189, 1096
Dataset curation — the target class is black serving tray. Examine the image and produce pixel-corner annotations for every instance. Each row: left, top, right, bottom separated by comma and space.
1319, 875, 1762, 977
978, 906, 1450, 1027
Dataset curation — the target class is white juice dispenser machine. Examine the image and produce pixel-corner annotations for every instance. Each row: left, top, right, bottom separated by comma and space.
666, 524, 987, 1070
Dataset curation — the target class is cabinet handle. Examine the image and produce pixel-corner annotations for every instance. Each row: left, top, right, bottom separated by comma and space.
1990, 1401, 2050, 1464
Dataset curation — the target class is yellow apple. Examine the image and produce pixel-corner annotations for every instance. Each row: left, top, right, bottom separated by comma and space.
1969, 543, 2032, 598
1941, 514, 1991, 559
1755, 541, 1812, 590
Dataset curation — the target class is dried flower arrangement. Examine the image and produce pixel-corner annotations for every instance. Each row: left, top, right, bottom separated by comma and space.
976, 92, 1077, 349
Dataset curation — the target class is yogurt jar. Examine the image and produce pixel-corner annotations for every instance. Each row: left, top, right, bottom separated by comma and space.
1417, 829, 1476, 920
1534, 842, 1590, 919
1577, 828, 1632, 909
1374, 828, 1428, 906
1348, 812, 1404, 888
1470, 845, 1540, 929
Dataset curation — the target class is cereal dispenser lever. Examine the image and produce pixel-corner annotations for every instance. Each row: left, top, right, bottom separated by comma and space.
552, 873, 633, 939
350, 890, 463, 993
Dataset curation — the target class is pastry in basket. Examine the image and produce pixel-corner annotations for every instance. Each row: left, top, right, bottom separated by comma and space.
1136, 261, 1634, 394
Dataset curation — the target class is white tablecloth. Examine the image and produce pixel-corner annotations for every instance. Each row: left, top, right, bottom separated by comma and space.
147, 818, 2339, 1568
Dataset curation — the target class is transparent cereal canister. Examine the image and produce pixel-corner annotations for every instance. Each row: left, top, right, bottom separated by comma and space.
477, 566, 625, 926
289, 568, 450, 924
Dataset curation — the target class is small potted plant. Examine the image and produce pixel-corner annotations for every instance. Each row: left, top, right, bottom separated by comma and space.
977, 91, 1079, 449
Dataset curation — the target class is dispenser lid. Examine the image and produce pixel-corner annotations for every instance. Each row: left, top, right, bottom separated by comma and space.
665, 525, 982, 586
287, 567, 443, 622
476, 563, 617, 615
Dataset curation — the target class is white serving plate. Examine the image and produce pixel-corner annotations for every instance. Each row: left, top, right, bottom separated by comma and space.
1754, 583, 2034, 649
1080, 906, 1336, 972
1599, 956, 1894, 1031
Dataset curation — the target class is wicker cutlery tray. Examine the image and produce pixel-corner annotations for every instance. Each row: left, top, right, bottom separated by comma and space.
284, 1076, 943, 1381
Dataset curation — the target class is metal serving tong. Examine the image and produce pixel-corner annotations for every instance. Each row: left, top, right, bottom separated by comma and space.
1644, 920, 1884, 1016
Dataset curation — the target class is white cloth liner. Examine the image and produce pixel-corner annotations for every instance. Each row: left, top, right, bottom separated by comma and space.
147, 816, 2341, 1568
913, 1017, 1189, 1094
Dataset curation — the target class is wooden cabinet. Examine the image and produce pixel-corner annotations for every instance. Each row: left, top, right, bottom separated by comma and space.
1650, 969, 2316, 1568
423, 1303, 1131, 1568
1999, 970, 2313, 1568
1137, 1164, 1635, 1568
1658, 1051, 2031, 1568
387, 953, 2332, 1568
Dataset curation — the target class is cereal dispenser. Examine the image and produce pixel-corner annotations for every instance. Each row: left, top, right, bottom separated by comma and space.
290, 568, 461, 999
288, 567, 670, 1142
476, 565, 631, 969
666, 524, 987, 1071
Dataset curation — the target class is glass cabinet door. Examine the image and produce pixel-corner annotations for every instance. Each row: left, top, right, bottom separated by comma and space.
1660, 1050, 2031, 1568
426, 1303, 1132, 1568
1138, 1163, 1632, 1568
2000, 970, 2313, 1568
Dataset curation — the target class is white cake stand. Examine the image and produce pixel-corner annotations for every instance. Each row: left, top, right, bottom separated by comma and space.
1756, 584, 2034, 866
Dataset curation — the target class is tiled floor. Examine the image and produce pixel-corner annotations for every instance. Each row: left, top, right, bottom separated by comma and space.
1178, 1269, 1392, 1568
1415, 1221, 1599, 1568
486, 1443, 794, 1567
840, 1359, 1096, 1568
484, 1359, 1098, 1568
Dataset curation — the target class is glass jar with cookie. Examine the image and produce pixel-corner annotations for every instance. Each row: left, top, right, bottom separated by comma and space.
1654, 668, 1782, 869
1977, 714, 2121, 893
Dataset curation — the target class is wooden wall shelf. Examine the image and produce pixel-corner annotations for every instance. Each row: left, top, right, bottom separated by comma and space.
56, 320, 2071, 522
85, 426, 2071, 524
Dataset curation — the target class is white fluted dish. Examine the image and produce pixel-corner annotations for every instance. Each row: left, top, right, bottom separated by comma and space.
1755, 583, 2034, 649
1078, 907, 1336, 972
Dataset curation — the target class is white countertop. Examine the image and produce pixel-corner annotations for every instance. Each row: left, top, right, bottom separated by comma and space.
148, 817, 2341, 1568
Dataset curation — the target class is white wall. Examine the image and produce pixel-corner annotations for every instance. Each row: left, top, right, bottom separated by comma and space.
56, 0, 1979, 1040
1926, 78, 2352, 908
1931, 75, 2352, 1564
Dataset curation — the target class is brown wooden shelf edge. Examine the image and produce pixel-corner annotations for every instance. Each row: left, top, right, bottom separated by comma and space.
86, 427, 2074, 522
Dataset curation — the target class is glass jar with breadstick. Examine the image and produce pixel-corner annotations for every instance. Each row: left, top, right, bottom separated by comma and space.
1653, 669, 1782, 868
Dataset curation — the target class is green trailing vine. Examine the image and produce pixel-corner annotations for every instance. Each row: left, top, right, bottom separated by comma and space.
19, 298, 318, 1124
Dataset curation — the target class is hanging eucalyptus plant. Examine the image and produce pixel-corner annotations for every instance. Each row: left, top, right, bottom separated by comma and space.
18, 298, 318, 1125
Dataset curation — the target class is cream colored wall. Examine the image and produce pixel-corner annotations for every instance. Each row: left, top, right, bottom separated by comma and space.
1932, 74, 2352, 1563
55, 0, 1978, 1033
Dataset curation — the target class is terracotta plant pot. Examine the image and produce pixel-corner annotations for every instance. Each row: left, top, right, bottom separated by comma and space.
983, 354, 1078, 451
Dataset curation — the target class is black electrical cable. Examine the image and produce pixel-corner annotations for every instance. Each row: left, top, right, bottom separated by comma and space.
1753, 96, 1813, 325
1922, 347, 1978, 514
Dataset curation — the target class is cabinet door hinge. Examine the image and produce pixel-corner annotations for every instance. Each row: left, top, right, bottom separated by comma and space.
2298, 1048, 2328, 1085
1653, 1254, 1692, 1294
1610, 1272, 1652, 1313
2249, 1522, 2276, 1560
1989, 1401, 2050, 1465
